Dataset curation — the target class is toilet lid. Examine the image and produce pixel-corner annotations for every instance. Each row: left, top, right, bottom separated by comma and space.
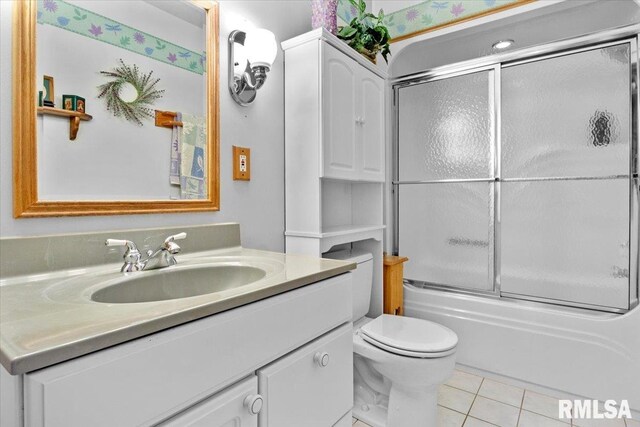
360, 315, 458, 356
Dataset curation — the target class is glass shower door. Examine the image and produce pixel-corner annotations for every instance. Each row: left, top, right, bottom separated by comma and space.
397, 70, 496, 292
500, 43, 633, 310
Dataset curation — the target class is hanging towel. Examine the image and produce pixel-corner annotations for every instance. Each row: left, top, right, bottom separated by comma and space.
180, 114, 207, 199
170, 112, 182, 186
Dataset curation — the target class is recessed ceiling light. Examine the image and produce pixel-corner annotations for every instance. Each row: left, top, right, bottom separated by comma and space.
492, 39, 514, 50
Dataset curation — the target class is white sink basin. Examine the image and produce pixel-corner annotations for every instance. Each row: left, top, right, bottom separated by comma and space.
91, 265, 267, 304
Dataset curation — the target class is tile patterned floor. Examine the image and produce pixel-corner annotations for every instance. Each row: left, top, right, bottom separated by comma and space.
351, 369, 637, 427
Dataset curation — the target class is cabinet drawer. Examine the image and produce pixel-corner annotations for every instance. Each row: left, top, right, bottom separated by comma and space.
257, 323, 353, 427
158, 375, 260, 427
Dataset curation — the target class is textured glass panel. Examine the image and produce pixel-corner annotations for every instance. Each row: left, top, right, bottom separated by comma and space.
398, 71, 493, 181
502, 44, 631, 179
399, 183, 493, 291
501, 180, 630, 309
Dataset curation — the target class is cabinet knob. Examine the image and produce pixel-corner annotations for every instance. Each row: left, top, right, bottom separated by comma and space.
314, 351, 330, 367
244, 394, 264, 415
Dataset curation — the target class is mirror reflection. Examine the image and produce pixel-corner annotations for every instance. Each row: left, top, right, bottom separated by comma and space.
36, 0, 209, 200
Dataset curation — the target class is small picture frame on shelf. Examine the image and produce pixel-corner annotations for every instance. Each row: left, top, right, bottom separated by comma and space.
63, 95, 86, 113
43, 75, 55, 107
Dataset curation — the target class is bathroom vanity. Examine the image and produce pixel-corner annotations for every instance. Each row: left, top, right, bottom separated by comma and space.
0, 224, 356, 427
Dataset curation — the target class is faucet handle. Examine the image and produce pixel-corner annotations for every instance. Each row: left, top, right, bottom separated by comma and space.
105, 239, 142, 272
164, 232, 187, 244
163, 232, 186, 255
106, 239, 134, 248
106, 239, 140, 256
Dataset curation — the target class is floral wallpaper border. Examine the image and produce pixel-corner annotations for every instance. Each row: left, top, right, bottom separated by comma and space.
338, 0, 532, 42
37, 0, 205, 75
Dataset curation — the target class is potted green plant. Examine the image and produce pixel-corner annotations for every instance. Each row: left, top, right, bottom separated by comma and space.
337, 0, 391, 64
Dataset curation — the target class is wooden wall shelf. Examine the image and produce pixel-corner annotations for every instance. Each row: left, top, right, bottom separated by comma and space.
37, 107, 93, 141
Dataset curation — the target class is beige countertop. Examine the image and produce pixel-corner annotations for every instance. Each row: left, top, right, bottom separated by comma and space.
0, 246, 355, 375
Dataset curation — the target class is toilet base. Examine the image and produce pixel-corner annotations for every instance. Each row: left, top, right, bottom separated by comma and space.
352, 326, 456, 427
353, 353, 389, 427
353, 382, 438, 427
352, 400, 387, 427
351, 316, 456, 426
387, 384, 438, 427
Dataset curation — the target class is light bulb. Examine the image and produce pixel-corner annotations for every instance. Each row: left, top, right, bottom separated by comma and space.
492, 39, 514, 50
244, 29, 278, 70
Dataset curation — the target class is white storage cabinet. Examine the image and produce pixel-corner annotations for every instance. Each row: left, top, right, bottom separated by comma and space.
283, 28, 387, 318
322, 41, 385, 181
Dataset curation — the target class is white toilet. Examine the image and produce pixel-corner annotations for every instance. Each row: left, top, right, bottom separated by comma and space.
325, 249, 458, 427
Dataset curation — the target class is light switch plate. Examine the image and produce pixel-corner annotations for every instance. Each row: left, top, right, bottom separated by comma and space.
232, 146, 250, 181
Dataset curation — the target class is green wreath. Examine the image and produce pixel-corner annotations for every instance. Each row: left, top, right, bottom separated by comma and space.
97, 59, 164, 126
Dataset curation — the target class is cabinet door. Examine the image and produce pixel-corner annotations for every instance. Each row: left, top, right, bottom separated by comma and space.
322, 43, 358, 180
158, 375, 260, 427
358, 67, 385, 182
257, 323, 353, 427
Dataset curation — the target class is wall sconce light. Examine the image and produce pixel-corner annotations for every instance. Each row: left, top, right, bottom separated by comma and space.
229, 29, 278, 106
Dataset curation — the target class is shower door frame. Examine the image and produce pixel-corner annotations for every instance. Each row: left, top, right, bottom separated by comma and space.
391, 24, 640, 313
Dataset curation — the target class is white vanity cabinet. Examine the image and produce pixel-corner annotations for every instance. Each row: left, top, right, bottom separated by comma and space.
19, 274, 353, 427
258, 323, 353, 426
158, 375, 260, 427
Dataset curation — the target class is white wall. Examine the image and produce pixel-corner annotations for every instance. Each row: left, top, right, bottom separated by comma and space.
0, 0, 313, 252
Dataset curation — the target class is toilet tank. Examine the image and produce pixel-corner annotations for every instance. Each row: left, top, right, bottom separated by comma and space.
324, 249, 373, 321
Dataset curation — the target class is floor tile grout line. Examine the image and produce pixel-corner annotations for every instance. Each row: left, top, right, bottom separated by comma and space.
519, 408, 572, 426
447, 373, 531, 410
516, 387, 526, 426
471, 391, 525, 410
519, 405, 572, 424
440, 405, 472, 417
462, 377, 485, 426
444, 383, 485, 397
456, 370, 579, 410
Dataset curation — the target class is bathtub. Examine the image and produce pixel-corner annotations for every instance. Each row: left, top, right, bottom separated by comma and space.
404, 284, 640, 412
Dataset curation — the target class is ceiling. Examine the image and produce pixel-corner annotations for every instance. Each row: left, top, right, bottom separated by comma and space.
389, 0, 640, 77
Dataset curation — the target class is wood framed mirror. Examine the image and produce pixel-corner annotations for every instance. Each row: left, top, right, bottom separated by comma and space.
12, 0, 219, 217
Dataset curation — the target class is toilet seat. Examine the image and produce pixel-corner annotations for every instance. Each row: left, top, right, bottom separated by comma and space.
359, 315, 458, 358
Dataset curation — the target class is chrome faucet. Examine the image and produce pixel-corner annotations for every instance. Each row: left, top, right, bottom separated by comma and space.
105, 232, 187, 272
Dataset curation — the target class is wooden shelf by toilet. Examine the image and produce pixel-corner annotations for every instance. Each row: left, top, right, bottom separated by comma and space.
383, 255, 409, 316
37, 107, 93, 141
